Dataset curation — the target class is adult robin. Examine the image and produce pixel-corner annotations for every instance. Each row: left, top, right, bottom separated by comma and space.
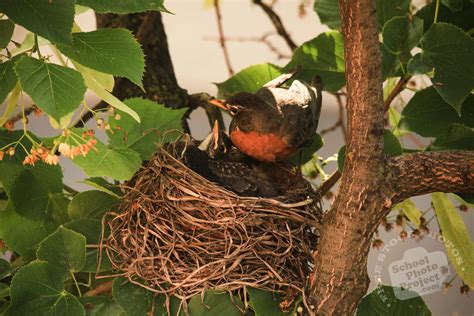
210, 71, 322, 163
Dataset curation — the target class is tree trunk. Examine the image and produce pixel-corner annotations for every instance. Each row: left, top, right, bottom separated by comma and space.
307, 0, 388, 314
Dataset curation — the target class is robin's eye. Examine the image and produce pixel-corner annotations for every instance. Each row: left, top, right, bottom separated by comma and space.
230, 105, 243, 115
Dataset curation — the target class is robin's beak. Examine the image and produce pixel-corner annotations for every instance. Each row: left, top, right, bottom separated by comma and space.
212, 120, 221, 151
208, 99, 230, 111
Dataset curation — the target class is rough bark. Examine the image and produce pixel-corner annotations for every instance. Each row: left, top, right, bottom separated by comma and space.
308, 0, 389, 314
389, 151, 474, 203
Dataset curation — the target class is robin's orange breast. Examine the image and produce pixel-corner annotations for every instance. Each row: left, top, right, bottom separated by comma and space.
230, 127, 295, 162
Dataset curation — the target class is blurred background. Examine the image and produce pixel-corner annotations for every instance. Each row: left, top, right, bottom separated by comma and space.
3, 1, 472, 315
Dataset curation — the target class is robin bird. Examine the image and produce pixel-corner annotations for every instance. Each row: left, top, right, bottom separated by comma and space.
174, 122, 311, 198
210, 71, 323, 163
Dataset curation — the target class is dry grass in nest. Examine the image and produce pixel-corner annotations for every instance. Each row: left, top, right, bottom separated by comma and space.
100, 140, 322, 310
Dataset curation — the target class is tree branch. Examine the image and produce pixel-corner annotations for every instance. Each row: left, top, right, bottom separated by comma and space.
389, 151, 474, 204
253, 0, 298, 51
383, 76, 410, 112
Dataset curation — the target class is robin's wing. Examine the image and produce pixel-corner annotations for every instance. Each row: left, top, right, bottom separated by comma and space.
277, 79, 323, 148
261, 66, 301, 89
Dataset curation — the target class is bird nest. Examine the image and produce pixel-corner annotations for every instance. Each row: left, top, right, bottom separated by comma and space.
100, 140, 322, 311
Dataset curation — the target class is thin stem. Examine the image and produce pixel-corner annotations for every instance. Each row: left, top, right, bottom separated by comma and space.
214, 0, 234, 76
434, 0, 440, 24
253, 0, 298, 51
34, 35, 42, 59
70, 271, 83, 297
63, 184, 79, 196
316, 170, 341, 198
383, 76, 411, 112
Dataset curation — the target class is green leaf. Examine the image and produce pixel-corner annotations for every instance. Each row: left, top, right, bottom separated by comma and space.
5, 261, 85, 316
64, 218, 111, 273
337, 146, 346, 172
383, 130, 403, 156
0, 20, 14, 49
216, 63, 282, 98
0, 259, 10, 280
113, 277, 167, 316
82, 177, 122, 198
188, 290, 245, 316
287, 133, 324, 165
76, 0, 169, 14
399, 87, 461, 137
108, 98, 186, 160
407, 53, 433, 75
247, 288, 289, 316
68, 190, 119, 220
338, 130, 401, 171
284, 31, 345, 92
432, 192, 474, 287
0, 60, 17, 103
382, 15, 423, 55
460, 94, 474, 127
453, 192, 474, 206
416, 1, 474, 33
64, 218, 101, 244
396, 199, 422, 227
419, 23, 474, 112
57, 29, 145, 88
74, 62, 140, 123
0, 283, 9, 299
80, 297, 125, 316
381, 44, 402, 80
441, 0, 464, 12
37, 226, 86, 272
0, 0, 74, 44
356, 285, 431, 316
432, 123, 474, 150
375, 0, 410, 29
72, 140, 142, 181
313, 0, 340, 29
0, 202, 57, 260
10, 167, 67, 221
0, 130, 32, 190
14, 56, 86, 121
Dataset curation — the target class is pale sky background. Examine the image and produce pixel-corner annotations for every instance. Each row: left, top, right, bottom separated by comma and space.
3, 1, 473, 315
